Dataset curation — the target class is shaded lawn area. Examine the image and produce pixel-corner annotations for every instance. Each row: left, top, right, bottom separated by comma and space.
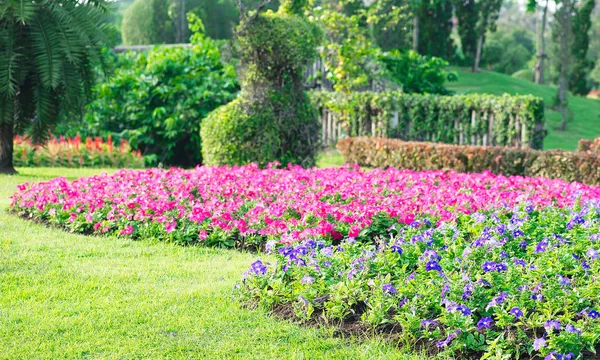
0, 167, 420, 359
448, 68, 600, 151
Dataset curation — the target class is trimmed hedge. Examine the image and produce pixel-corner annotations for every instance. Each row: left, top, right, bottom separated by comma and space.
337, 137, 600, 185
578, 138, 600, 153
311, 91, 546, 149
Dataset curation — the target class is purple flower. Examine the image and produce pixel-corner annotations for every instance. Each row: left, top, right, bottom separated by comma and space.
565, 324, 581, 335
426, 260, 442, 272
406, 272, 416, 282
525, 205, 535, 213
321, 246, 333, 257
390, 243, 403, 255
587, 248, 600, 260
557, 275, 571, 287
298, 295, 309, 306
533, 337, 546, 351
531, 294, 544, 301
513, 258, 527, 267
535, 239, 549, 253
509, 307, 524, 318
588, 309, 600, 318
420, 319, 437, 329
398, 297, 408, 307
383, 283, 397, 295
544, 320, 561, 333
301, 275, 315, 284
436, 329, 461, 348
455, 304, 472, 316
545, 353, 574, 360
477, 317, 494, 331
496, 224, 507, 234
250, 260, 268, 276
481, 261, 507, 273
519, 240, 528, 249
513, 230, 524, 238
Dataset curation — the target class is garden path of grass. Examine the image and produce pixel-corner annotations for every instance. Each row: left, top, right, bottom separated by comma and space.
0, 167, 424, 359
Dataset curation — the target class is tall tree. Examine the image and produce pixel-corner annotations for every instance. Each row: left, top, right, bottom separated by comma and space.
528, 0, 549, 84
417, 0, 455, 59
454, 0, 479, 63
472, 0, 503, 72
0, 0, 113, 174
552, 0, 577, 130
569, 0, 595, 95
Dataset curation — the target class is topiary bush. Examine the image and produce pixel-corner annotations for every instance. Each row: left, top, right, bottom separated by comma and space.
201, 0, 322, 167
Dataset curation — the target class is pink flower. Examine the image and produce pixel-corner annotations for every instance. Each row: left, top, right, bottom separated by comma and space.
120, 225, 133, 235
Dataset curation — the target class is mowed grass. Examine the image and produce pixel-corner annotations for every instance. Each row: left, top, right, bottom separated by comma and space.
448, 68, 600, 151
0, 167, 419, 359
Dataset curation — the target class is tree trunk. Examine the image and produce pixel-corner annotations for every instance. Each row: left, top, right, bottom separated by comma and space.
557, 1, 572, 131
0, 121, 16, 174
412, 15, 419, 52
174, 0, 186, 43
473, 35, 484, 72
534, 0, 549, 84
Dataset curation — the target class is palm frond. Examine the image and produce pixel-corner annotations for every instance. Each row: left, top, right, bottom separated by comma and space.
31, 14, 61, 89
0, 26, 20, 97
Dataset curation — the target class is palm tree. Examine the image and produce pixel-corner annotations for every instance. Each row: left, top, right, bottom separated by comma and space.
0, 0, 114, 174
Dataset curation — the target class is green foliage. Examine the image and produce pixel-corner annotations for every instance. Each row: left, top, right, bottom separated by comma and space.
379, 50, 457, 94
86, 15, 238, 167
482, 27, 535, 75
453, 0, 478, 63
338, 137, 600, 185
0, 0, 115, 172
121, 0, 173, 45
312, 91, 546, 149
201, 3, 322, 167
414, 0, 455, 59
569, 0, 595, 96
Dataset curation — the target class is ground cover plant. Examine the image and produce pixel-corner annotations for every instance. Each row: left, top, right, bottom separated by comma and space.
239, 202, 600, 358
13, 135, 144, 169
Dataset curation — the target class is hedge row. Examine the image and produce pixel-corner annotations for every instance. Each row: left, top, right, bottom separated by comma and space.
310, 91, 546, 149
578, 138, 600, 154
337, 137, 600, 185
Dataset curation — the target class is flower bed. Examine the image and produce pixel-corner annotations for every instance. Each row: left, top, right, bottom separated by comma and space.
239, 203, 600, 359
9, 164, 600, 357
13, 135, 145, 168
9, 164, 600, 248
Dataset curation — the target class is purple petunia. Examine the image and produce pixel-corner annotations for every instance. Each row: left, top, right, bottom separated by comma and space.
477, 317, 494, 331
544, 319, 561, 333
509, 307, 524, 318
250, 260, 268, 276
390, 243, 403, 255
533, 337, 546, 351
482, 261, 507, 273
588, 309, 600, 318
383, 283, 397, 295
426, 260, 442, 272
535, 239, 549, 253
420, 319, 437, 329
565, 324, 581, 335
436, 329, 461, 348
301, 275, 315, 284
587, 247, 600, 260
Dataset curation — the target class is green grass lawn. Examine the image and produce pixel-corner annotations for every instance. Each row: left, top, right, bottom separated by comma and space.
0, 167, 419, 359
448, 68, 600, 151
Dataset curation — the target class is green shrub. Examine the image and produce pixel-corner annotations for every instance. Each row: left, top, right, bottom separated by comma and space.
379, 50, 458, 94
201, 1, 322, 167
337, 137, 600, 185
85, 15, 238, 167
312, 91, 546, 149
577, 137, 600, 153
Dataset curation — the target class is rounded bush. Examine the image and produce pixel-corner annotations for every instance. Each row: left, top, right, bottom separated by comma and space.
201, 2, 322, 167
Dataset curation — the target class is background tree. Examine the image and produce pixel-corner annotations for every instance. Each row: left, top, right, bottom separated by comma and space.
472, 0, 503, 72
121, 0, 174, 44
551, 0, 577, 130
415, 0, 455, 59
528, 0, 550, 84
0, 0, 114, 174
569, 0, 595, 95
453, 0, 479, 64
